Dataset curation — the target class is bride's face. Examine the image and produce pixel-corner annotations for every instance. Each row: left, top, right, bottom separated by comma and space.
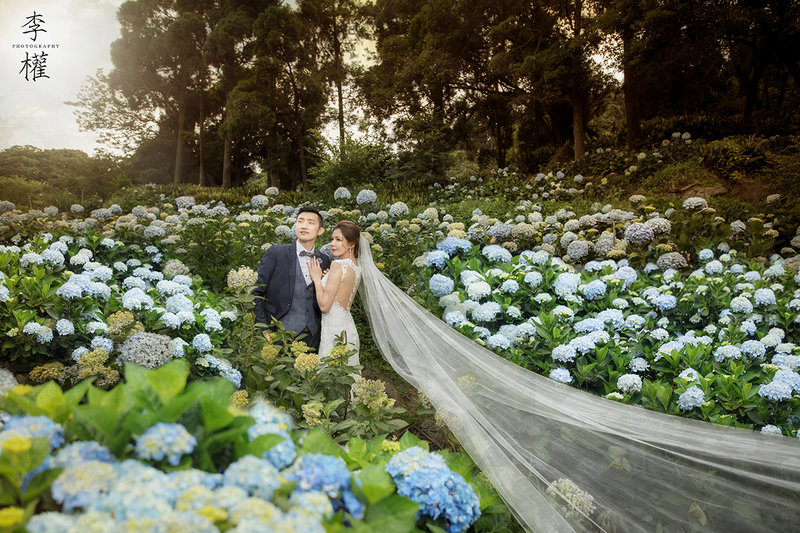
330, 229, 354, 257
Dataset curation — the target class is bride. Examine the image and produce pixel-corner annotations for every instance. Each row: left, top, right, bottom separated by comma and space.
308, 220, 361, 367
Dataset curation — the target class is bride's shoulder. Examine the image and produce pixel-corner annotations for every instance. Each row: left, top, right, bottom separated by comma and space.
333, 258, 360, 271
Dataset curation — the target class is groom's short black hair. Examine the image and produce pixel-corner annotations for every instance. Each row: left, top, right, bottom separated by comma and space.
297, 205, 324, 226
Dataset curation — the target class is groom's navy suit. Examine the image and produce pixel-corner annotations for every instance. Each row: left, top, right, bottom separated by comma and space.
253, 242, 331, 350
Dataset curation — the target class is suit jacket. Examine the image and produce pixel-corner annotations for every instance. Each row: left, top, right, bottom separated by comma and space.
252, 242, 332, 329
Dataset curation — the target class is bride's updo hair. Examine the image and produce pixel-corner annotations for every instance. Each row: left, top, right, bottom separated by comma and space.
333, 220, 361, 258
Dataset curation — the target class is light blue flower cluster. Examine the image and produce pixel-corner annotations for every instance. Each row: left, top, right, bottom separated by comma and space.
581, 279, 606, 300
224, 454, 282, 500
713, 344, 742, 362
385, 446, 480, 533
740, 340, 767, 358
389, 201, 409, 217
616, 374, 642, 393
0, 415, 65, 450
481, 245, 511, 263
471, 302, 502, 323
429, 274, 455, 297
202, 354, 242, 388
753, 288, 777, 306
283, 453, 364, 519
501, 279, 519, 294
23, 322, 54, 344
355, 189, 377, 205
437, 237, 472, 256
135, 423, 197, 466
553, 272, 580, 298
549, 367, 573, 383
677, 386, 705, 410
247, 422, 297, 470
425, 250, 449, 269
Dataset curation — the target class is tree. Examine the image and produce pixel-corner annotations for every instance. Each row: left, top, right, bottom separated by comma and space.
65, 69, 159, 157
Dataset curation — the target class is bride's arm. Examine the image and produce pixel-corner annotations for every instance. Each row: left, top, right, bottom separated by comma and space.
309, 259, 341, 313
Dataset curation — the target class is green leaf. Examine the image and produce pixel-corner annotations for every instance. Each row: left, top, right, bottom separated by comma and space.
353, 465, 396, 504
0, 476, 18, 505
34, 382, 68, 422
398, 431, 427, 451
347, 437, 367, 461
200, 396, 235, 434
301, 429, 347, 462
22, 467, 63, 503
363, 494, 419, 533
240, 434, 285, 459
145, 359, 190, 406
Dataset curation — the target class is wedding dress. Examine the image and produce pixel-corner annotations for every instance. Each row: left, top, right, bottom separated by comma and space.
318, 258, 361, 367
356, 236, 800, 532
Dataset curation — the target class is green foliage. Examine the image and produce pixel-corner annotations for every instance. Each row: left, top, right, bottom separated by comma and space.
309, 134, 393, 194
700, 136, 768, 183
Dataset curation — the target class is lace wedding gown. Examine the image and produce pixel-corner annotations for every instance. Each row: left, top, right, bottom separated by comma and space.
318, 258, 361, 367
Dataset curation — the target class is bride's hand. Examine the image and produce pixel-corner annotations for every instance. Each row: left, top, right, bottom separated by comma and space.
309, 258, 323, 283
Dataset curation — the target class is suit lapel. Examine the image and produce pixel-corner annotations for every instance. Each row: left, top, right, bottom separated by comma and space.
288, 243, 298, 288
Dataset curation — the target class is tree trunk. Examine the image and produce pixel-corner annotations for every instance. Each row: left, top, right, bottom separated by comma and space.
295, 113, 309, 193
742, 59, 764, 130
198, 91, 207, 187
334, 28, 345, 150
222, 135, 232, 188
173, 88, 185, 185
622, 27, 645, 148
572, 91, 585, 160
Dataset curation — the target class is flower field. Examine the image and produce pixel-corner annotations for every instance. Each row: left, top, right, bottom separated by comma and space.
1, 145, 799, 530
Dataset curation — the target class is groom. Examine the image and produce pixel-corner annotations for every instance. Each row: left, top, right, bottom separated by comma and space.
253, 206, 332, 350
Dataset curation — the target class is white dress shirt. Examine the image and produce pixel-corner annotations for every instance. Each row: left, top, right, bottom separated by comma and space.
296, 240, 314, 285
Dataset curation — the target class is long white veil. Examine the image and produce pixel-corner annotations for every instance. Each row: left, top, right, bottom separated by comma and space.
357, 237, 800, 532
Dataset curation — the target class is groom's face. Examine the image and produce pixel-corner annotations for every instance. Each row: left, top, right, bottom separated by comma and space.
296, 212, 324, 244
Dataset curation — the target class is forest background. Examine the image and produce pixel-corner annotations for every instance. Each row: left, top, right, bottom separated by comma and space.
1, 0, 799, 209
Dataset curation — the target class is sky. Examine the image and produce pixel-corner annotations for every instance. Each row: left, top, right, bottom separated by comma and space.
0, 0, 124, 155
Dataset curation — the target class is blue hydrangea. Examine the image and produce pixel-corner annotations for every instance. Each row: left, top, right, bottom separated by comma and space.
135, 423, 197, 466
91, 336, 114, 353
472, 326, 491, 339
597, 309, 625, 329
425, 250, 449, 269
552, 344, 577, 363
41, 249, 65, 266
385, 447, 480, 533
760, 424, 783, 435
614, 266, 638, 287
741, 340, 767, 358
247, 423, 297, 470
569, 335, 596, 355
482, 245, 512, 263
677, 386, 705, 410
429, 274, 455, 297
678, 368, 700, 381
290, 490, 334, 520
466, 281, 491, 301
50, 460, 116, 512
0, 415, 65, 450
616, 374, 643, 393
160, 312, 183, 329
500, 279, 519, 294
460, 270, 484, 285
471, 302, 502, 323
704, 260, 723, 275
56, 282, 83, 300
573, 318, 603, 334
356, 189, 377, 205
122, 287, 154, 310
283, 453, 363, 518
487, 334, 512, 350
698, 249, 714, 261
437, 238, 472, 256
524, 271, 543, 287
714, 345, 742, 362
548, 368, 573, 384
553, 272, 581, 298
444, 309, 467, 327
193, 333, 212, 352
758, 380, 793, 401
729, 296, 753, 314
223, 455, 281, 500
753, 288, 776, 306
628, 357, 649, 372
653, 294, 676, 311
166, 294, 194, 314
581, 279, 606, 300
773, 369, 800, 392
506, 305, 521, 319
333, 187, 351, 200
740, 320, 757, 336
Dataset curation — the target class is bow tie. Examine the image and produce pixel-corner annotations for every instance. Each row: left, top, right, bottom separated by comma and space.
299, 250, 315, 258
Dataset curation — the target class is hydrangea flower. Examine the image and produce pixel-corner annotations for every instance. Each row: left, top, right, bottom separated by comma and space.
466, 282, 491, 301
753, 288, 776, 306
356, 189, 377, 205
581, 279, 606, 300
385, 447, 480, 533
552, 344, 577, 363
471, 302, 502, 322
549, 368, 573, 384
677, 386, 705, 410
553, 273, 581, 298
758, 380, 793, 401
135, 423, 197, 466
223, 455, 281, 500
333, 187, 351, 200
425, 250, 449, 269
741, 340, 766, 358
482, 245, 512, 263
616, 374, 642, 393
0, 415, 65, 450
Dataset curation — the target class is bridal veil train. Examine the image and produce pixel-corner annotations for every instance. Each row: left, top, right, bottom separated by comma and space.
356, 237, 800, 532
